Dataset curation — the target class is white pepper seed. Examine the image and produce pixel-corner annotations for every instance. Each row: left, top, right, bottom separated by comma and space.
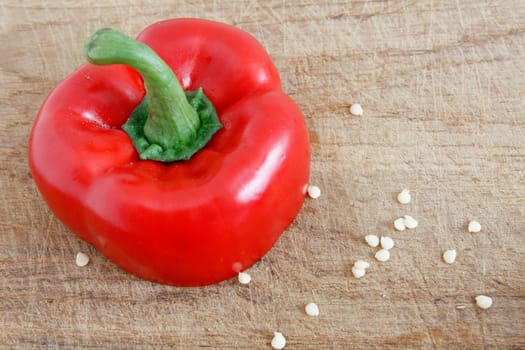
443, 249, 457, 264
354, 260, 370, 270
352, 266, 366, 278
350, 103, 363, 116
375, 249, 390, 262
380, 236, 394, 250
404, 215, 418, 229
475, 295, 493, 309
238, 272, 251, 285
365, 234, 379, 247
75, 252, 90, 267
271, 332, 286, 349
468, 220, 481, 233
307, 185, 321, 199
397, 189, 411, 204
305, 302, 320, 316
394, 218, 406, 231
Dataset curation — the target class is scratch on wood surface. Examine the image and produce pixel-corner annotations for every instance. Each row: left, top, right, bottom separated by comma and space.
455, 0, 465, 29
426, 0, 434, 50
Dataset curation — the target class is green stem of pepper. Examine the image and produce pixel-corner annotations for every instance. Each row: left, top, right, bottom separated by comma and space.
84, 28, 222, 162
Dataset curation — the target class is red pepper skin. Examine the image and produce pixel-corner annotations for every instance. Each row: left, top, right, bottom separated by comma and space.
29, 19, 310, 286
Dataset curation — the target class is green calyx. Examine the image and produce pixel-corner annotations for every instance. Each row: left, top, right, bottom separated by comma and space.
84, 28, 222, 162
122, 88, 221, 161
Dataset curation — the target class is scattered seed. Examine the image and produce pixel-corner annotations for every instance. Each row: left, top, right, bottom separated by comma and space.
443, 249, 457, 264
375, 249, 391, 262
305, 302, 320, 316
380, 236, 394, 250
455, 304, 467, 310
351, 266, 366, 278
350, 103, 363, 116
394, 218, 406, 231
271, 332, 286, 349
365, 234, 379, 247
404, 215, 418, 229
354, 260, 370, 270
475, 295, 493, 309
468, 220, 481, 233
307, 185, 321, 199
75, 252, 90, 267
238, 272, 251, 285
397, 189, 411, 204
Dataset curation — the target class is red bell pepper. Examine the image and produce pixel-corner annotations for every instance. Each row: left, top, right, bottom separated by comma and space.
29, 19, 310, 286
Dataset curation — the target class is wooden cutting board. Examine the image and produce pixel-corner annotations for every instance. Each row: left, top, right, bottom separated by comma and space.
1, 1, 524, 348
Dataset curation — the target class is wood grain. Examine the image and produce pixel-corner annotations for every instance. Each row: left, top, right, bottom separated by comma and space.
1, 0, 524, 348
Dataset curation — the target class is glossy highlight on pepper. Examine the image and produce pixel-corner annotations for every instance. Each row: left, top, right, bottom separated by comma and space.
29, 19, 310, 286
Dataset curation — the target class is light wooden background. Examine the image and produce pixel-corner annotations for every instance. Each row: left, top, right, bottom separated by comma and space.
1, 1, 524, 348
